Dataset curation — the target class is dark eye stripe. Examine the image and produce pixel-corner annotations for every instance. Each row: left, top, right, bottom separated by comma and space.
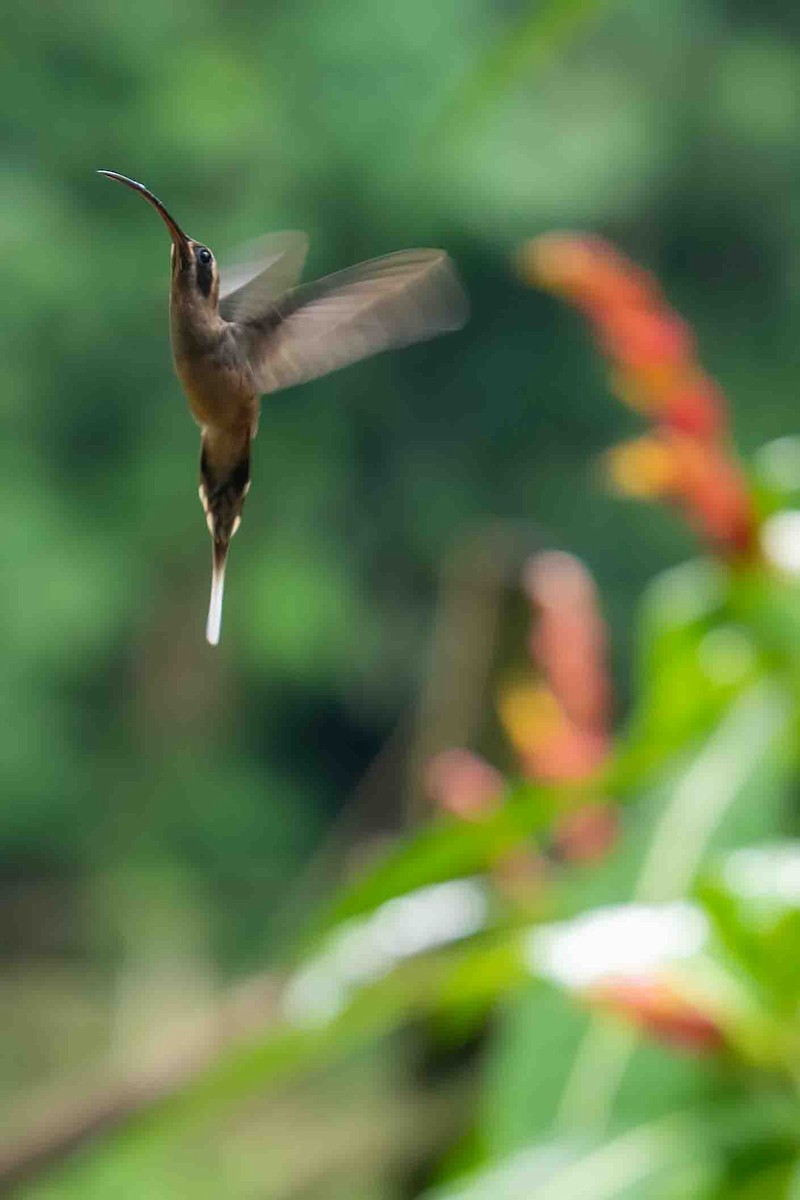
196, 249, 214, 297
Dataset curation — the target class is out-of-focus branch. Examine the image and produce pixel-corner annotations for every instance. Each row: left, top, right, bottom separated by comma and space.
0, 971, 280, 1195
405, 520, 545, 822
0, 968, 472, 1197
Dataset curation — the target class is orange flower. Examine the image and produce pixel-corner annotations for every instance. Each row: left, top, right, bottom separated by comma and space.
604, 436, 678, 499
426, 551, 618, 874
668, 434, 755, 553
499, 556, 610, 782
523, 552, 611, 737
524, 233, 756, 557
593, 306, 694, 374
521, 720, 608, 784
497, 681, 563, 763
661, 374, 727, 441
522, 234, 657, 312
606, 432, 755, 553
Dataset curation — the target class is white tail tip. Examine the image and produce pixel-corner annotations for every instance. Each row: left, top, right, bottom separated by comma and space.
206, 549, 227, 646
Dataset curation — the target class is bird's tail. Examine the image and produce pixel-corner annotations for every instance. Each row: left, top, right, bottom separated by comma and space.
206, 540, 229, 646
199, 433, 251, 646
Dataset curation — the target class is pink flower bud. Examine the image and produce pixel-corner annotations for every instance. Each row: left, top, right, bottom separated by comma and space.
426, 748, 504, 820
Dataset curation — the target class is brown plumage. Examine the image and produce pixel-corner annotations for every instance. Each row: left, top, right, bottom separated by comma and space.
98, 171, 469, 644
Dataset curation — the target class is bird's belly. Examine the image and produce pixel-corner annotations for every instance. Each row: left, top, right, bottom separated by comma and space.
176, 358, 257, 434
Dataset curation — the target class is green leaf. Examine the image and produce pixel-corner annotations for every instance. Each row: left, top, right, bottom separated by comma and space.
482, 980, 592, 1155
483, 682, 793, 1151
558, 682, 792, 1131
318, 781, 591, 932
428, 1097, 800, 1200
610, 560, 760, 792
699, 843, 800, 1013
422, 1111, 718, 1200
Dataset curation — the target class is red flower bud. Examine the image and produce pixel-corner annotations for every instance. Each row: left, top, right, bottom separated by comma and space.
588, 975, 725, 1054
594, 307, 694, 373
662, 375, 727, 441
555, 803, 619, 864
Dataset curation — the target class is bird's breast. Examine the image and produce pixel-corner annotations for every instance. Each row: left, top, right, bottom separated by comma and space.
172, 329, 258, 435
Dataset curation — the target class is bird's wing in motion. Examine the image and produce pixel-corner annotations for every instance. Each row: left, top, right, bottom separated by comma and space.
237, 249, 468, 395
219, 231, 310, 323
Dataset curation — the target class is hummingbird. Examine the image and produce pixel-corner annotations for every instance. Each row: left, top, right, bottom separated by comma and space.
98, 171, 468, 645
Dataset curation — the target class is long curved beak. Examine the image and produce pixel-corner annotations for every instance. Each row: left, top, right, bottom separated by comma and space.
98, 170, 191, 259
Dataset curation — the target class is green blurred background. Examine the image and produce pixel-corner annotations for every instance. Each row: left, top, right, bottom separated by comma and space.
4, 0, 800, 1192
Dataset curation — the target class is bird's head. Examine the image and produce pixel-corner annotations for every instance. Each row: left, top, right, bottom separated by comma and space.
98, 171, 220, 313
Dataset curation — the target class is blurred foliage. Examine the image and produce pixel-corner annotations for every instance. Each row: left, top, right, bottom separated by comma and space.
7, 0, 800, 1195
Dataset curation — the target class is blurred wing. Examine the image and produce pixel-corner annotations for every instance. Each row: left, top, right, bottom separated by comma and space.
240, 249, 469, 395
219, 231, 309, 323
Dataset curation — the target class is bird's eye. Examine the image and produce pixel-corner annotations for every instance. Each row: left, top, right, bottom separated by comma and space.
197, 247, 213, 266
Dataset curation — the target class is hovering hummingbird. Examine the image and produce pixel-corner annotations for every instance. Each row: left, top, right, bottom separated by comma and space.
98, 171, 468, 645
